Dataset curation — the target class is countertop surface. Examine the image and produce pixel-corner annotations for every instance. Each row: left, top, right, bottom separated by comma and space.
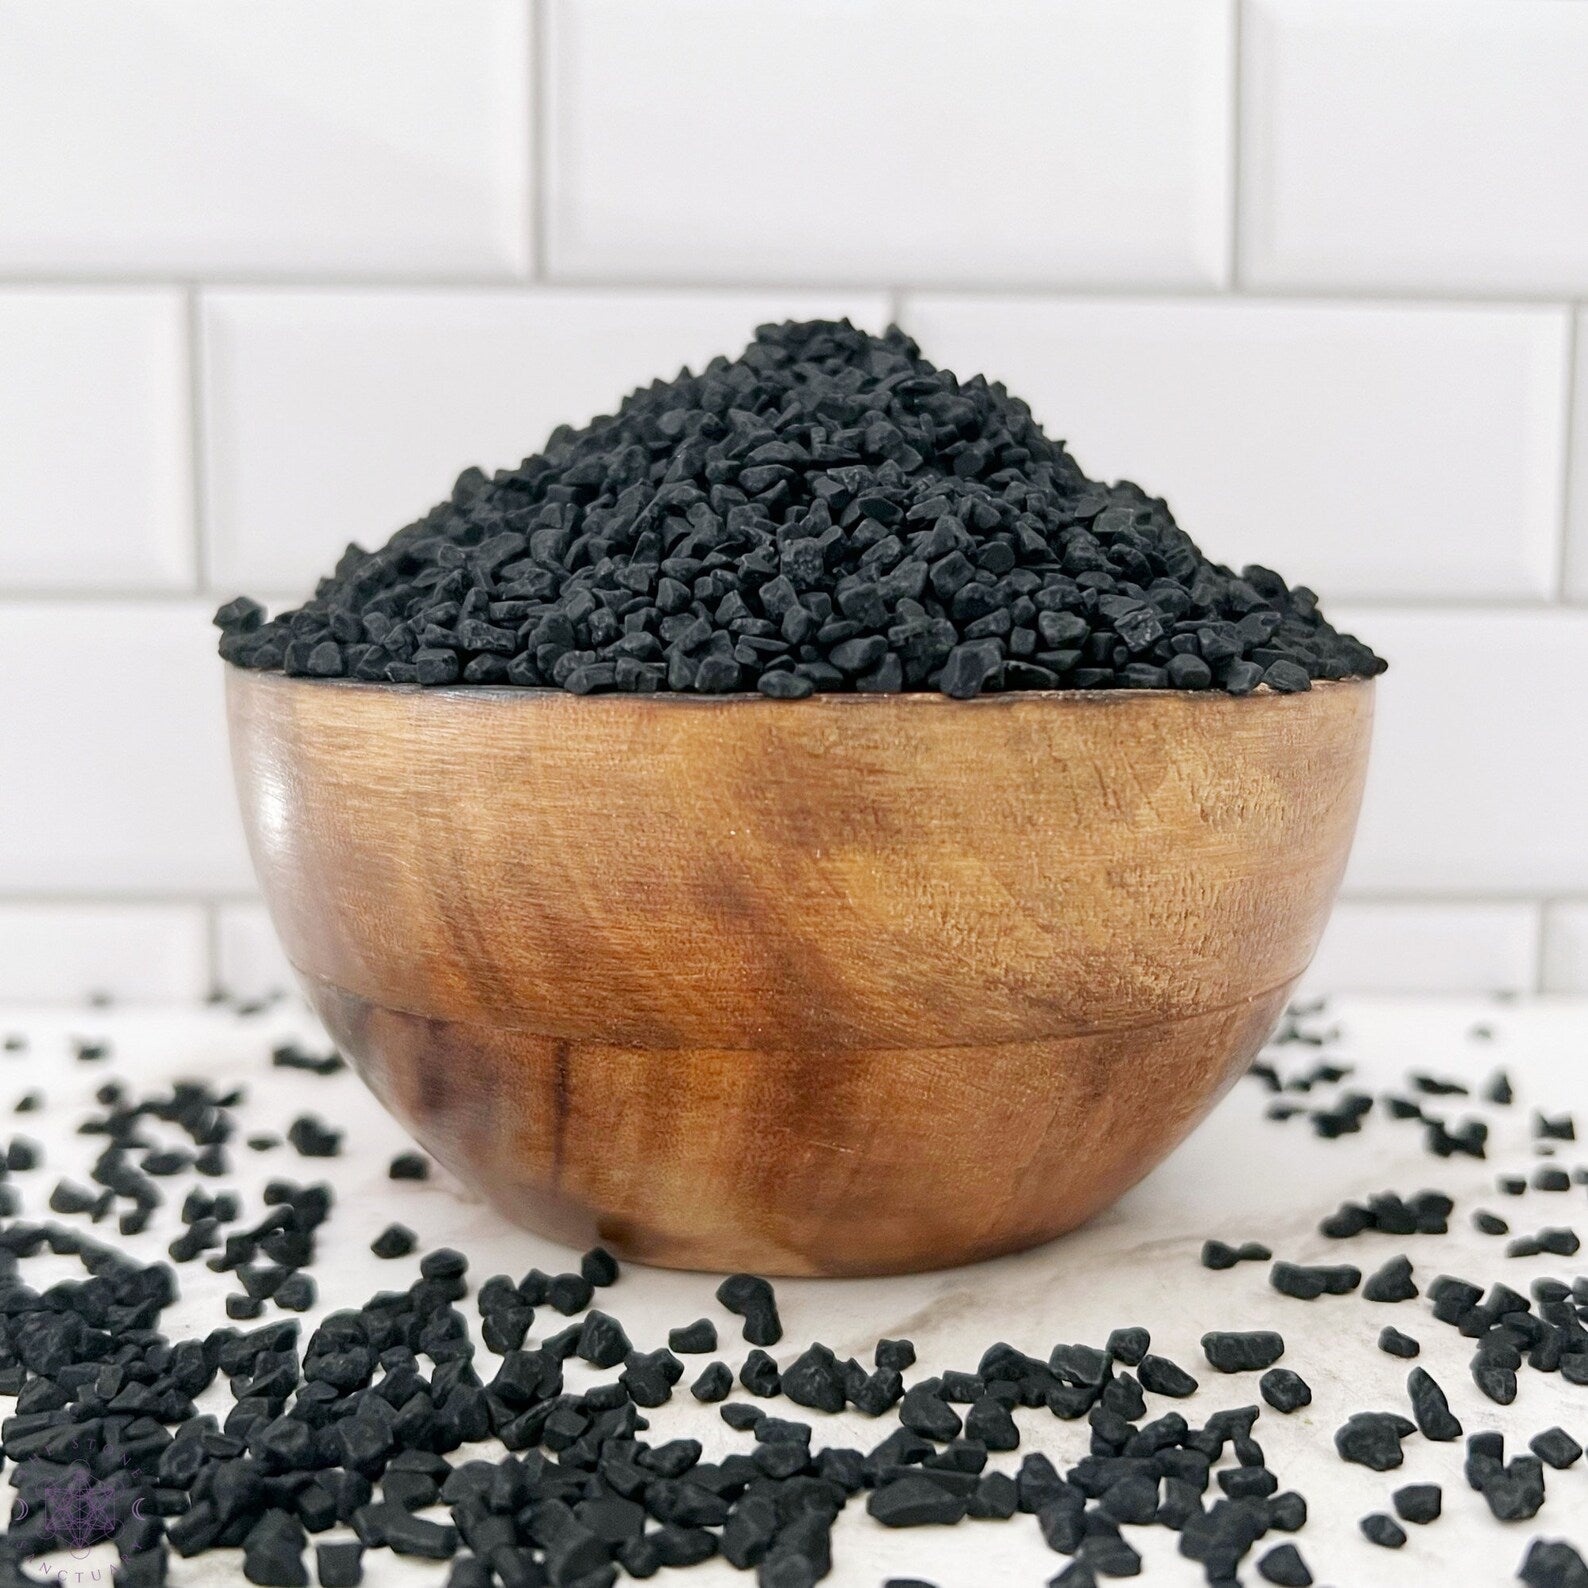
2, 996, 1587, 1587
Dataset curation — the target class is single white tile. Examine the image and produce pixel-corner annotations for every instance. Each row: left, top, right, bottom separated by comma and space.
1333, 608, 1588, 896
0, 602, 253, 894
202, 288, 891, 597
0, 290, 193, 592
548, 0, 1231, 288
1542, 902, 1588, 996
1243, 0, 1588, 294
902, 296, 1566, 600
1567, 308, 1588, 601
215, 900, 298, 1002
1300, 900, 1538, 998
0, 902, 210, 1003
0, 0, 530, 277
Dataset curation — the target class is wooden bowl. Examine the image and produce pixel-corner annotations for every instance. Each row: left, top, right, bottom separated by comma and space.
226, 668, 1373, 1276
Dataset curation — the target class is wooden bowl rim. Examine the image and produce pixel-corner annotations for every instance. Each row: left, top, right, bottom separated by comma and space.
226, 664, 1373, 711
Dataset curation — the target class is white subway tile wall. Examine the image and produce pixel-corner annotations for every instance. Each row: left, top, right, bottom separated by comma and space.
214, 902, 297, 1005
1543, 904, 1588, 997
1569, 308, 1588, 601
0, 0, 1583, 1000
1300, 902, 1540, 1001
0, 290, 193, 591
0, 0, 531, 278
0, 904, 209, 1005
1241, 0, 1588, 295
546, 0, 1234, 290
0, 603, 252, 896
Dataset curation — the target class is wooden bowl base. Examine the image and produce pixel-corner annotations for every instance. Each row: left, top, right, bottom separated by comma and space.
309, 977, 1291, 1276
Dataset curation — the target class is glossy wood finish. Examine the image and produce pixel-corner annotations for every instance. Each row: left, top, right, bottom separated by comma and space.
227, 669, 1374, 1274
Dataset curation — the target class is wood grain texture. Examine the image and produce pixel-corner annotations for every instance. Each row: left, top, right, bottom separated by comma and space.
227, 669, 1374, 1274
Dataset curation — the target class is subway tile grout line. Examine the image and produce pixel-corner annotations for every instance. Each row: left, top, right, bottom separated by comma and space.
1534, 899, 1552, 996
184, 285, 207, 592
1556, 307, 1579, 600
1227, 0, 1244, 291
528, 0, 548, 283
1, 272, 1583, 309
0, 893, 264, 911
204, 900, 224, 998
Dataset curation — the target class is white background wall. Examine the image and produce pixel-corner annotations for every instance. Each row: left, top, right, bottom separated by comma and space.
1, 0, 1586, 1002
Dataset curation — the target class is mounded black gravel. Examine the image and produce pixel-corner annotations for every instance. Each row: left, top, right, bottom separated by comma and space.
214, 320, 1386, 701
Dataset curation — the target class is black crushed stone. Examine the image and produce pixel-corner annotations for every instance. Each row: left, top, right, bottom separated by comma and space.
1522, 1539, 1588, 1588
1270, 1261, 1361, 1301
1257, 1541, 1314, 1585
1201, 1239, 1272, 1270
1202, 1331, 1285, 1373
214, 320, 1385, 700
1335, 1412, 1416, 1470
1393, 1482, 1442, 1524
1363, 1254, 1420, 1304
716, 1273, 782, 1346
1258, 1369, 1311, 1414
1, 1002, 1583, 1587
370, 1223, 416, 1259
1361, 1511, 1408, 1548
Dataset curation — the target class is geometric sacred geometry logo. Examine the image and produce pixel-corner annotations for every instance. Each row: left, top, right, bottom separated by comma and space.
41, 1478, 122, 1556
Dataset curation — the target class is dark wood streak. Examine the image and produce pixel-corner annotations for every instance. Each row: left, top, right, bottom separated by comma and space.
550, 1039, 570, 1186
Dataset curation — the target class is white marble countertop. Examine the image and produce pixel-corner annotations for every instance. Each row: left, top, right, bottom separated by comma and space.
3, 996, 1587, 1588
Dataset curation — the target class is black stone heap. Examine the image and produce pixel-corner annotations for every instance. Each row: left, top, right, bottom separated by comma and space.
216, 320, 1385, 700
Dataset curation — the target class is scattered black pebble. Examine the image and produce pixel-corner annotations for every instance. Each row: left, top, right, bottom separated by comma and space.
1335, 1411, 1415, 1469
1202, 1330, 1285, 1372
716, 1272, 782, 1345
1259, 1368, 1311, 1413
1136, 1353, 1198, 1398
370, 1223, 416, 1258
1393, 1482, 1442, 1524
272, 1042, 345, 1076
1, 1003, 1582, 1588
286, 1115, 342, 1158
1521, 1539, 1588, 1588
1530, 1427, 1583, 1469
669, 1318, 718, 1354
1271, 1261, 1361, 1300
1200, 1238, 1272, 1270
580, 1245, 619, 1287
1257, 1542, 1314, 1585
1320, 1189, 1451, 1239
316, 1540, 363, 1586
1363, 1253, 1420, 1303
1361, 1512, 1408, 1548
690, 1361, 732, 1402
1407, 1366, 1463, 1441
